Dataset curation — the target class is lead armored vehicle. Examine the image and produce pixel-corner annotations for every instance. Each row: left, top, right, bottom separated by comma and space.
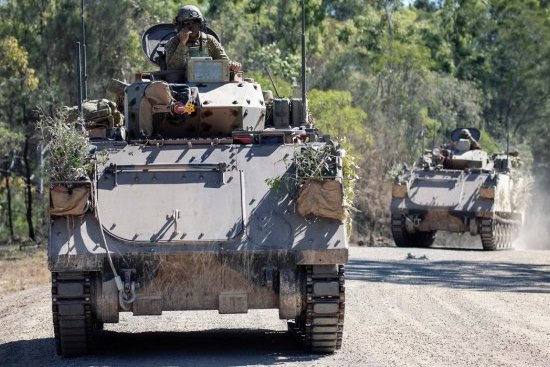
48, 24, 347, 357
390, 128, 526, 250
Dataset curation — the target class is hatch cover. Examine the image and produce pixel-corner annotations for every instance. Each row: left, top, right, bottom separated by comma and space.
97, 167, 243, 243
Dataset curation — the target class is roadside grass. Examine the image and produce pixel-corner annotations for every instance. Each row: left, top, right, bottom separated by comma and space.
0, 245, 49, 294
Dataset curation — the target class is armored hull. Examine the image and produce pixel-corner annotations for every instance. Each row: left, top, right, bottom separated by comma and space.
50, 137, 347, 357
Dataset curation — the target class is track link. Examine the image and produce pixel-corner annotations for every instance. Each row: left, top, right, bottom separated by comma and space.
391, 214, 408, 247
52, 272, 97, 357
480, 218, 517, 250
289, 265, 345, 353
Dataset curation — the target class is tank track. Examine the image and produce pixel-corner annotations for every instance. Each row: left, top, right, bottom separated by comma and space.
391, 214, 408, 247
480, 218, 517, 250
289, 265, 345, 353
51, 272, 100, 357
391, 214, 435, 248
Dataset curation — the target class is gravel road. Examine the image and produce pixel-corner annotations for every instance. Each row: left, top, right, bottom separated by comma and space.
1, 245, 549, 367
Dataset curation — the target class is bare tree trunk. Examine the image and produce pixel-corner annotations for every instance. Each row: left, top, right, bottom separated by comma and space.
40, 0, 55, 115
23, 135, 36, 241
277, 0, 289, 40
385, 1, 394, 37
4, 170, 14, 242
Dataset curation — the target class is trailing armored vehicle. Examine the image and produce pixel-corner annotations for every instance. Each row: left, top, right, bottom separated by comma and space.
390, 127, 527, 250
47, 23, 347, 357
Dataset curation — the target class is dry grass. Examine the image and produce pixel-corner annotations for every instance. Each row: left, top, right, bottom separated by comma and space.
0, 246, 50, 294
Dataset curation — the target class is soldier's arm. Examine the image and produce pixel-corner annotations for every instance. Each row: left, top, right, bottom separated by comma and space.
165, 37, 189, 70
470, 138, 481, 150
206, 36, 229, 60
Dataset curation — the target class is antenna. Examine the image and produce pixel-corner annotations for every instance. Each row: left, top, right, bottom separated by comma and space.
81, 0, 88, 100
264, 65, 280, 98
506, 119, 510, 169
76, 42, 83, 114
420, 128, 425, 157
300, 0, 308, 125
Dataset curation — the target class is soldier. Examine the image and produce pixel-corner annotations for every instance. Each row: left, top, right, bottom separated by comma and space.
459, 128, 481, 150
165, 5, 241, 72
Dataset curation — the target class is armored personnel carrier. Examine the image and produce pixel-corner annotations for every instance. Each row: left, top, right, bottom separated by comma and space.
390, 127, 526, 250
47, 23, 347, 357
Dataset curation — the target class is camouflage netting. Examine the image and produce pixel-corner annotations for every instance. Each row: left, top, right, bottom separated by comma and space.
65, 99, 123, 129
297, 179, 346, 222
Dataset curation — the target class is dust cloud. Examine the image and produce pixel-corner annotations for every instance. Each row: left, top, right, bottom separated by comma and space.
515, 183, 550, 250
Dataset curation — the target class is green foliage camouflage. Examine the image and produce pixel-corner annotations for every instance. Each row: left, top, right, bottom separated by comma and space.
37, 111, 92, 182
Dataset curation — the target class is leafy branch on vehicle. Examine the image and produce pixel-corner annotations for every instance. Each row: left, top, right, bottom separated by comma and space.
37, 110, 92, 182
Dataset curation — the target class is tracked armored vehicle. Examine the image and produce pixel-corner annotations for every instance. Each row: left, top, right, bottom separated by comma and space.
390, 128, 526, 250
48, 24, 347, 357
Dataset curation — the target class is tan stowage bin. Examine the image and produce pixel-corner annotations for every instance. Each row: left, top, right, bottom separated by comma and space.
50, 184, 90, 216
297, 179, 346, 222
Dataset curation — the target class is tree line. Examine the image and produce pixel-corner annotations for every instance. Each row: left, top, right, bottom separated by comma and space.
1, 0, 549, 244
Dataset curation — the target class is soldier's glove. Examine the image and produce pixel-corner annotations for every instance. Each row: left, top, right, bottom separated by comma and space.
229, 61, 242, 73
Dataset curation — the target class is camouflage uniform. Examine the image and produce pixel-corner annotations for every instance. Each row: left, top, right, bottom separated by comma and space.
165, 31, 229, 70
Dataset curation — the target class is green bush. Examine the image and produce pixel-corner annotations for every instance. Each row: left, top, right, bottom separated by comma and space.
37, 111, 91, 182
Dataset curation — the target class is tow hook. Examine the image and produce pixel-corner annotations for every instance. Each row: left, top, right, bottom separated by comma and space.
118, 269, 138, 310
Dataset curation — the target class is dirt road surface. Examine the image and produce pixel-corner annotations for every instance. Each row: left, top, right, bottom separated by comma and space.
1, 245, 549, 367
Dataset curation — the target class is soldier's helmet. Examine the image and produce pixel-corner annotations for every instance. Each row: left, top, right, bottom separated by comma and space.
174, 5, 204, 26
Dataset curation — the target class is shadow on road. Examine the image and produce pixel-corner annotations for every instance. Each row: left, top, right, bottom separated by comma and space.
347, 258, 550, 293
0, 329, 322, 367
